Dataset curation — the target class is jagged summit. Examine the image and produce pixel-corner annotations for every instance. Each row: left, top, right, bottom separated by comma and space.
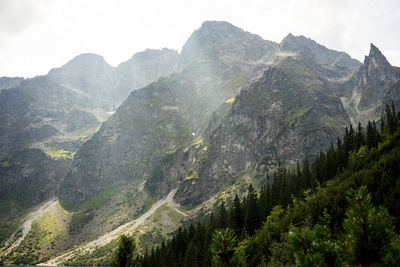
2, 20, 400, 264
279, 33, 361, 70
364, 43, 391, 66
180, 20, 277, 65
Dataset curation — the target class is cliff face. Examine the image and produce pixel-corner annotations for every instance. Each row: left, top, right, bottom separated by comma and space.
4, 20, 400, 264
59, 21, 279, 202
0, 48, 182, 212
357, 44, 400, 110
148, 63, 350, 205
339, 44, 400, 125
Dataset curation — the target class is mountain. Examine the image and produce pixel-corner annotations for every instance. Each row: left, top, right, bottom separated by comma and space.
0, 46, 184, 245
180, 21, 278, 66
340, 44, 400, 125
116, 48, 179, 102
279, 33, 361, 71
47, 53, 117, 110
58, 21, 280, 203
0, 77, 23, 92
149, 62, 350, 205
1, 21, 399, 264
0, 76, 99, 213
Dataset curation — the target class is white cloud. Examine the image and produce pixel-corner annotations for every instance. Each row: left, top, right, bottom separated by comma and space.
0, 0, 399, 78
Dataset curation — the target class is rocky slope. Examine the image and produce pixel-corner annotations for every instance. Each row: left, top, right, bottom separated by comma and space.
3, 20, 400, 264
116, 48, 179, 103
58, 21, 280, 203
149, 59, 350, 205
340, 44, 400, 125
0, 77, 23, 92
0, 47, 180, 207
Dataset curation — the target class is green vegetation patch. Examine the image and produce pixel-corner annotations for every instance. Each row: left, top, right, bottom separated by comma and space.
60, 184, 125, 211
43, 146, 73, 160
184, 174, 198, 181
225, 97, 236, 104
193, 138, 204, 149
3, 202, 70, 264
287, 107, 312, 122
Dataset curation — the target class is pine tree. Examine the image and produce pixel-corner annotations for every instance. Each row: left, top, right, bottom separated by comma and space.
302, 158, 312, 190
210, 228, 245, 267
336, 137, 347, 171
217, 201, 228, 228
356, 122, 365, 149
231, 194, 244, 234
245, 184, 260, 235
112, 235, 136, 267
343, 186, 395, 266
366, 120, 378, 148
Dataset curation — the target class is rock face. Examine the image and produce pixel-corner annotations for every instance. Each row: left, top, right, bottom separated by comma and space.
48, 54, 118, 110
357, 44, 400, 109
0, 77, 23, 92
0, 76, 97, 208
116, 48, 179, 102
0, 149, 70, 207
151, 61, 350, 205
339, 44, 400, 124
59, 80, 191, 201
0, 48, 182, 212
180, 21, 277, 66
59, 21, 366, 205
3, 20, 400, 264
279, 34, 361, 72
58, 21, 280, 202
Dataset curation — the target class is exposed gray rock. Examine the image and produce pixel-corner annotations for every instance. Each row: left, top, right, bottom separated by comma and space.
0, 77, 23, 92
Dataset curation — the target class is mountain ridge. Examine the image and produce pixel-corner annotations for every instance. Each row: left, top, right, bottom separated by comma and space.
1, 20, 400, 264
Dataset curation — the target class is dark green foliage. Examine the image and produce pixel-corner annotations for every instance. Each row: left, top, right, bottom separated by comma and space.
210, 228, 245, 266
343, 186, 395, 266
231, 194, 244, 235
137, 105, 400, 266
112, 234, 136, 267
289, 221, 340, 266
244, 185, 260, 235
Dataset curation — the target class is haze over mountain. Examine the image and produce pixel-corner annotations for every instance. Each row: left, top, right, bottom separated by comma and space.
1, 21, 399, 264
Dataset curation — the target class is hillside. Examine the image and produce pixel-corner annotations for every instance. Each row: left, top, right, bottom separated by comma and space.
137, 105, 400, 267
1, 21, 400, 264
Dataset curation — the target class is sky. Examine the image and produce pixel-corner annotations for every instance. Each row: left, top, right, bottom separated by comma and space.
0, 0, 399, 78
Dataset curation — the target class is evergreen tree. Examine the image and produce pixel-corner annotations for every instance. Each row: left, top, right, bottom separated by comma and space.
366, 120, 378, 148
336, 137, 347, 171
231, 194, 244, 234
245, 184, 260, 235
217, 201, 229, 228
112, 234, 136, 267
302, 158, 312, 190
356, 122, 365, 149
210, 228, 245, 267
343, 186, 395, 266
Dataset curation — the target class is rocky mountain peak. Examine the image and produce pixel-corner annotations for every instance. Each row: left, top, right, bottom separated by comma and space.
49, 53, 111, 74
279, 33, 360, 71
280, 33, 310, 52
120, 48, 178, 66
364, 43, 391, 67
180, 20, 277, 66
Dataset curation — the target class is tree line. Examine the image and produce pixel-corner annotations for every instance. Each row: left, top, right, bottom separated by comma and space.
113, 104, 400, 266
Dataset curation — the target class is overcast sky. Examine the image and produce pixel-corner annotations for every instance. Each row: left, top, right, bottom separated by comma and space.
0, 0, 399, 78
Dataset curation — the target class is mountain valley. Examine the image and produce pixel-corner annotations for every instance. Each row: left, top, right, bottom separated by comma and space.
1, 21, 400, 265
